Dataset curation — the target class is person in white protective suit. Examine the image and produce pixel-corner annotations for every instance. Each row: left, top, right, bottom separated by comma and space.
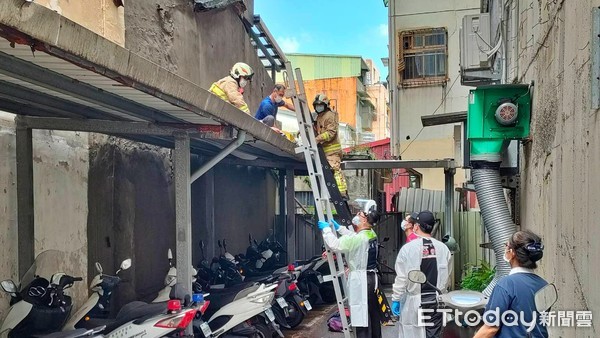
391, 210, 452, 338
318, 201, 382, 338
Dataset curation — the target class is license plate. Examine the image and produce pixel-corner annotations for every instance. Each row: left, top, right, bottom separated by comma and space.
304, 300, 312, 311
276, 297, 288, 308
317, 275, 324, 284
265, 308, 275, 322
200, 322, 212, 336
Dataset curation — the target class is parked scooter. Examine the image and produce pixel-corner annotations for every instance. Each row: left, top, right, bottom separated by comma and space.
154, 252, 284, 337
152, 249, 200, 303
0, 250, 83, 338
193, 283, 283, 338
407, 270, 489, 337
294, 255, 328, 306
62, 258, 132, 329
236, 237, 288, 281
63, 256, 198, 338
268, 266, 310, 329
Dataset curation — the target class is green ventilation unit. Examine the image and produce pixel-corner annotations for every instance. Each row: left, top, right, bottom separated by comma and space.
467, 84, 532, 162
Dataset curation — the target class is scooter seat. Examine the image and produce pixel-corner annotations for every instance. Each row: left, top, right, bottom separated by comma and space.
102, 301, 165, 333
36, 328, 98, 338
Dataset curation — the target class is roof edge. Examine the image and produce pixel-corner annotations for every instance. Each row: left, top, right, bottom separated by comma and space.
0, 0, 297, 157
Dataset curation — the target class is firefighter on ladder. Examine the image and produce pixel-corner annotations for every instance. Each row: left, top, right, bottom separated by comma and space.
312, 93, 349, 199
209, 62, 254, 114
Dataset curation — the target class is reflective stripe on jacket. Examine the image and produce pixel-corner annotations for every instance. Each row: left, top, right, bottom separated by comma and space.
209, 76, 250, 114
314, 110, 341, 155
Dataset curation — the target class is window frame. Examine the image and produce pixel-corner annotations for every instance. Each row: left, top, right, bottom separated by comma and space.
398, 28, 449, 87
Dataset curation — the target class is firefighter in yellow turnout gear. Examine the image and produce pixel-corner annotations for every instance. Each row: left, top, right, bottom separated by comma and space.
209, 62, 254, 114
312, 93, 348, 197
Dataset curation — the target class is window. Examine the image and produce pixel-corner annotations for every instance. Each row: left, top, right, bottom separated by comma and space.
398, 28, 448, 86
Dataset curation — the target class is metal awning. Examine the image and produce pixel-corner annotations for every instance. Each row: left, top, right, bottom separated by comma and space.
341, 159, 457, 170
0, 1, 302, 168
0, 0, 304, 305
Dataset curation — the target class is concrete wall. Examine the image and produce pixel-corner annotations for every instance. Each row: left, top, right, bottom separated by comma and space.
191, 161, 278, 264
124, 0, 274, 113
387, 0, 478, 190
86, 138, 278, 305
512, 0, 599, 335
34, 0, 125, 46
87, 135, 176, 306
0, 112, 88, 318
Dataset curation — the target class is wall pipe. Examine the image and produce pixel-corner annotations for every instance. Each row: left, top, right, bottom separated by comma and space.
190, 130, 246, 183
471, 160, 516, 296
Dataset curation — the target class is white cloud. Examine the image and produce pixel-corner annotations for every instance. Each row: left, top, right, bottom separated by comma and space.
378, 24, 388, 37
278, 36, 300, 53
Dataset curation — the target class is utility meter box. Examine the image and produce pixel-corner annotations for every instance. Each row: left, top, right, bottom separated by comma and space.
467, 84, 532, 160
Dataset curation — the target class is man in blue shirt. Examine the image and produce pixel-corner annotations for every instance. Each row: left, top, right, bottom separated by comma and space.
254, 84, 295, 127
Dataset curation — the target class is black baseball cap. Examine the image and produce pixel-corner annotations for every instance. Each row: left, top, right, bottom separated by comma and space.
415, 211, 436, 227
408, 212, 419, 222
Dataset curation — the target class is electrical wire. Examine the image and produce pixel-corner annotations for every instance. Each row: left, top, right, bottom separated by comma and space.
399, 75, 461, 156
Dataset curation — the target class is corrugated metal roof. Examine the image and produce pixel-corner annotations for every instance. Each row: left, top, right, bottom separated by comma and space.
278, 54, 369, 81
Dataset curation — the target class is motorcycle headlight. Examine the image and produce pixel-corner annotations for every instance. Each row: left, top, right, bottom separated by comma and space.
251, 293, 274, 305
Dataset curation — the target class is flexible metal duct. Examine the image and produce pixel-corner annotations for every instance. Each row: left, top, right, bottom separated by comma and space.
471, 161, 516, 296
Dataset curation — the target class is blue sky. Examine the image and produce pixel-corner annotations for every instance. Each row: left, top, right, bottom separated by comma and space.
254, 0, 389, 81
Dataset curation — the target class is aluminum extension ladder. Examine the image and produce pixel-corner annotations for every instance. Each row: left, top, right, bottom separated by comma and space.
283, 61, 356, 338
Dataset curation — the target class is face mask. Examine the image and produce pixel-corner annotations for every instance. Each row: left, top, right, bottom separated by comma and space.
239, 78, 248, 88
352, 216, 360, 226
275, 96, 283, 103
315, 105, 325, 113
401, 220, 409, 231
503, 252, 511, 263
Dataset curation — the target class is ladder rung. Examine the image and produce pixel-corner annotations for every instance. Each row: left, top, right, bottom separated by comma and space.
322, 271, 345, 282
294, 146, 304, 154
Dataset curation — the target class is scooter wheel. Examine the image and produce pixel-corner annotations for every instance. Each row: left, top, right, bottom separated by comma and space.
285, 301, 305, 329
251, 321, 271, 338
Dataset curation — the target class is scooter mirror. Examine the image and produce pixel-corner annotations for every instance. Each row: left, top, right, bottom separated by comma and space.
120, 258, 132, 271
535, 283, 558, 313
168, 249, 173, 260
95, 262, 103, 274
383, 237, 390, 243
407, 270, 427, 284
0, 280, 17, 293
218, 240, 222, 248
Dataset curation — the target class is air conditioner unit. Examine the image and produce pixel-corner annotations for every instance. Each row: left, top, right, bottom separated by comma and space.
459, 13, 501, 86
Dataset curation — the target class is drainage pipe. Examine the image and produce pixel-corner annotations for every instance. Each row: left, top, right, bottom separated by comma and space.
471, 160, 516, 296
190, 130, 246, 183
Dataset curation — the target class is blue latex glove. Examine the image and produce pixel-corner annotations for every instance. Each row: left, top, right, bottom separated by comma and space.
330, 219, 341, 231
318, 219, 340, 231
317, 221, 330, 230
391, 301, 401, 316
